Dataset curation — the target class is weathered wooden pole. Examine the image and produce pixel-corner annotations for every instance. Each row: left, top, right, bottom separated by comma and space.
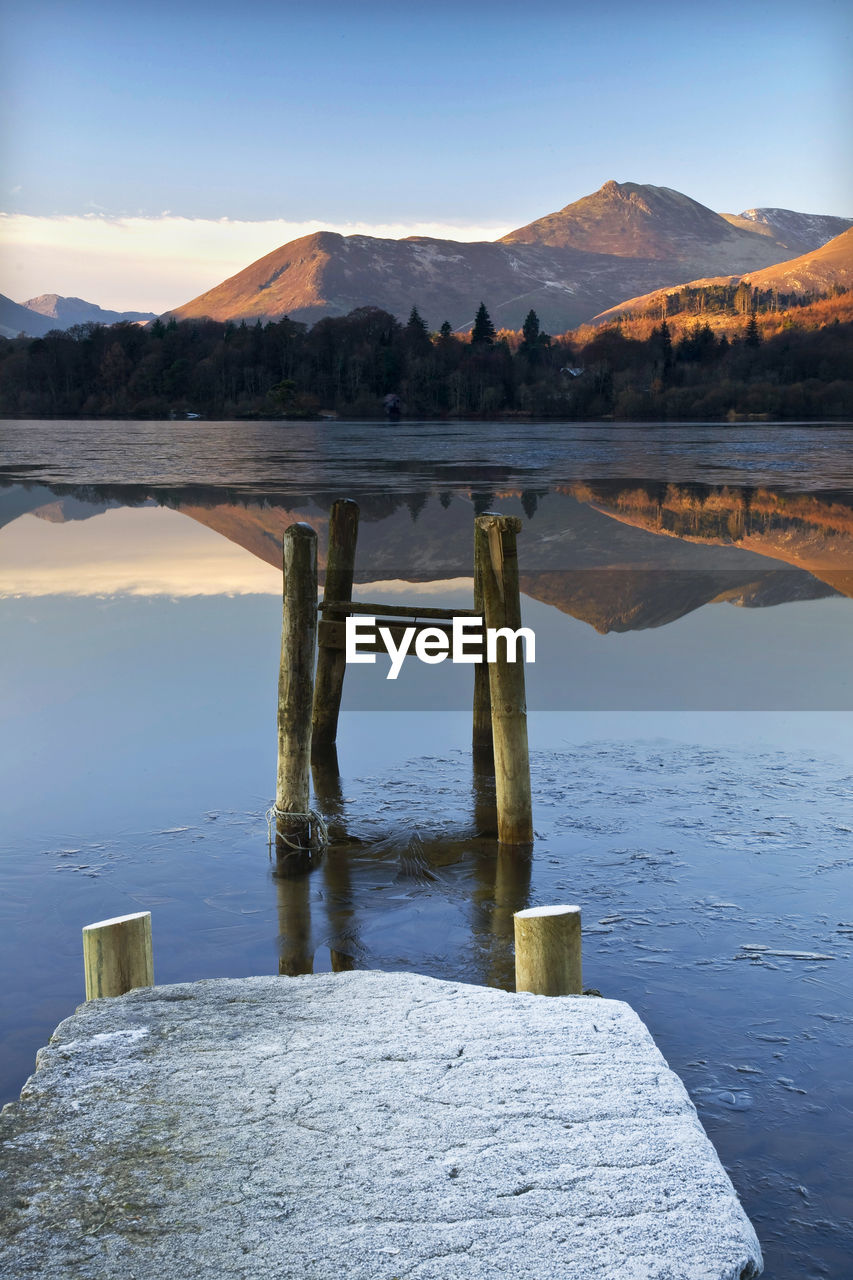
514, 905, 582, 996
82, 911, 154, 1000
276, 521, 318, 867
311, 743, 346, 843
472, 516, 497, 836
312, 499, 360, 752
471, 752, 498, 839
472, 518, 494, 765
474, 513, 533, 847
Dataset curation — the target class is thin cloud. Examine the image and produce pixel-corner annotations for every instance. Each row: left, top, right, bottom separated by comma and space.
0, 213, 513, 313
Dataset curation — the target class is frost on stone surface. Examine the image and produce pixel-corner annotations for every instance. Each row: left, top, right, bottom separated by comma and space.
0, 971, 762, 1279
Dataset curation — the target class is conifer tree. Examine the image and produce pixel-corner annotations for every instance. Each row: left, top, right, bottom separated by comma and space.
471, 302, 496, 346
404, 305, 431, 354
745, 312, 761, 348
522, 309, 540, 347
659, 317, 672, 361
406, 306, 429, 336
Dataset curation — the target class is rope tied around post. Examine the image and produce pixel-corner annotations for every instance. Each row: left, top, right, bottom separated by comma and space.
266, 805, 329, 854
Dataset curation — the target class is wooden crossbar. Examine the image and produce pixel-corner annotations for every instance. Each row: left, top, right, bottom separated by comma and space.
320, 617, 474, 653
321, 600, 482, 621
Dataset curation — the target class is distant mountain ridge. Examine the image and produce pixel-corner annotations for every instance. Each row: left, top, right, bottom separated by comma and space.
0, 293, 155, 339
165, 181, 848, 333
24, 295, 155, 327
720, 208, 851, 255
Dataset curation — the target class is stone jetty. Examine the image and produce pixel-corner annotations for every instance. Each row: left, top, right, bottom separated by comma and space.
0, 971, 762, 1279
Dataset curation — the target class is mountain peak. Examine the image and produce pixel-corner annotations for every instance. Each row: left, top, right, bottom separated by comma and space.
23, 293, 64, 315
500, 181, 757, 260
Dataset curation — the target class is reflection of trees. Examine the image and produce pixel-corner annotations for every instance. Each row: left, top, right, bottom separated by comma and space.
570, 481, 853, 600
520, 489, 542, 519
405, 492, 429, 524
472, 490, 495, 516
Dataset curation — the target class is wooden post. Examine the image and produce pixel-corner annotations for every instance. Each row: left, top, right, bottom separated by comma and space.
276, 521, 318, 866
474, 513, 533, 847
514, 905, 582, 996
472, 518, 493, 765
312, 743, 351, 846
312, 499, 360, 752
82, 911, 154, 1000
471, 750, 498, 838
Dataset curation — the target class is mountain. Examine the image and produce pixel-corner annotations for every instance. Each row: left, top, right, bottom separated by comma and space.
165, 181, 833, 334
592, 226, 853, 325
23, 294, 155, 327
0, 294, 57, 339
500, 181, 787, 272
162, 228, 678, 334
0, 293, 155, 339
720, 208, 851, 256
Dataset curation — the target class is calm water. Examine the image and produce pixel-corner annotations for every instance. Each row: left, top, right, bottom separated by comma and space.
2, 420, 853, 1279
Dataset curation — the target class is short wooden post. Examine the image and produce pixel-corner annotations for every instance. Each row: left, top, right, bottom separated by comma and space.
276, 522, 318, 865
472, 518, 494, 765
312, 499, 360, 752
474, 513, 533, 847
514, 905, 582, 996
82, 911, 154, 1000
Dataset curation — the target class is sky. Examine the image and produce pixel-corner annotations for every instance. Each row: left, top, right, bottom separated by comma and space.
1, 0, 851, 312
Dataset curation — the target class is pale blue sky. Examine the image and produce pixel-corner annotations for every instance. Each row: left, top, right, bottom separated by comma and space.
4, 0, 852, 222
2, 0, 851, 309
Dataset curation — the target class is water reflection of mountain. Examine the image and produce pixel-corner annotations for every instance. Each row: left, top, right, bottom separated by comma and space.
2, 478, 851, 633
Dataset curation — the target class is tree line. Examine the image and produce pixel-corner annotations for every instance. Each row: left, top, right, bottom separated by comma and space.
626, 281, 847, 322
0, 297, 850, 421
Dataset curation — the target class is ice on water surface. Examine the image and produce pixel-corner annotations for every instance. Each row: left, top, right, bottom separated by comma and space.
2, 419, 853, 1278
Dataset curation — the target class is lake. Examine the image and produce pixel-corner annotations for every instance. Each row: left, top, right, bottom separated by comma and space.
1, 419, 852, 1279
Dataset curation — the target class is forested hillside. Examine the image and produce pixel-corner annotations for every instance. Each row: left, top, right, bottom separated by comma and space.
1, 298, 850, 422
